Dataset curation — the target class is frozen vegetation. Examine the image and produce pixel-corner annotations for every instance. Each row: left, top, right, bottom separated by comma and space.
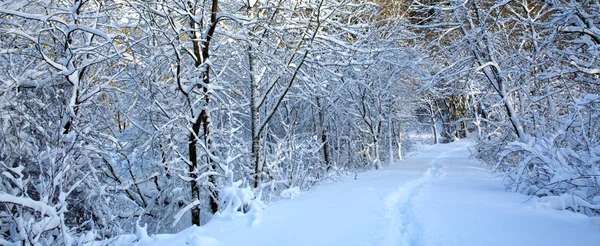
1, 0, 599, 245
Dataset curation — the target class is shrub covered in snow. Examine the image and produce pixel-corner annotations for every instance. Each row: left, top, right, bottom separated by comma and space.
486, 94, 600, 215
217, 180, 265, 217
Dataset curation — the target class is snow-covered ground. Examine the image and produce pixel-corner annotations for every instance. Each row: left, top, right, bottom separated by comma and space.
112, 140, 600, 246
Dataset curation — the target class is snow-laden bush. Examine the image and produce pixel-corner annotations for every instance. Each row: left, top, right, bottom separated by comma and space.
496, 135, 600, 215
492, 95, 600, 215
0, 161, 99, 246
217, 180, 265, 217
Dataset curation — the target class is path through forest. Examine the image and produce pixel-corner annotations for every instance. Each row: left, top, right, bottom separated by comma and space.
118, 140, 600, 246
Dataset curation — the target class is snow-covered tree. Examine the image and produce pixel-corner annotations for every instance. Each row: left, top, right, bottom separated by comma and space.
409, 0, 600, 215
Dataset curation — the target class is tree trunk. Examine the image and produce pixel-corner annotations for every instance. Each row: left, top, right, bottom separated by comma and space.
249, 46, 262, 188
187, 0, 220, 224
387, 117, 394, 164
317, 97, 331, 171
188, 117, 202, 226
397, 141, 403, 161
373, 137, 381, 170
429, 102, 439, 144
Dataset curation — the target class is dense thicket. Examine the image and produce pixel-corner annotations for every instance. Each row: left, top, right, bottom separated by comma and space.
409, 0, 600, 215
0, 0, 424, 244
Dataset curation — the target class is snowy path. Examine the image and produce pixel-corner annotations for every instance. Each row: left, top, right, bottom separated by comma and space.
123, 140, 600, 246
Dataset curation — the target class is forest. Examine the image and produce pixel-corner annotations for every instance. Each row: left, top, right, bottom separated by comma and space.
0, 0, 599, 245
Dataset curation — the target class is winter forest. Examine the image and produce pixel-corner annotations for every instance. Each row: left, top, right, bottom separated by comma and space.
1, 0, 599, 245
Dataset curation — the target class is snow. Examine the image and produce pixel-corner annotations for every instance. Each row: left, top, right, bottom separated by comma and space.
0, 194, 57, 217
415, 142, 600, 246
279, 187, 302, 199
112, 140, 600, 246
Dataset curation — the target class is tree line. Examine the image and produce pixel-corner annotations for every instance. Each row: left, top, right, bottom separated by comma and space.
1, 0, 599, 245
